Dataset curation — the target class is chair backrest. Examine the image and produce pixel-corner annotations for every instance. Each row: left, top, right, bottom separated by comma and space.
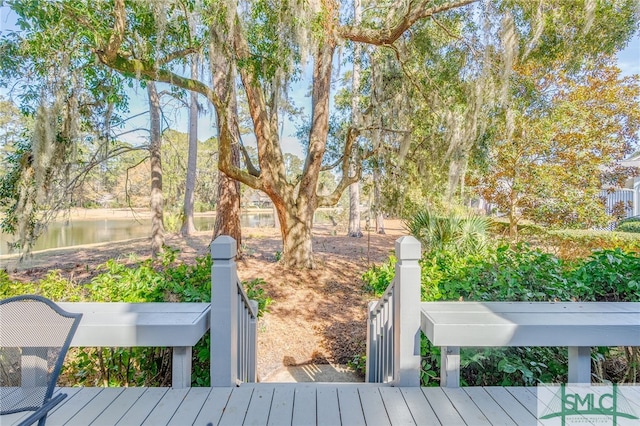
0, 295, 82, 415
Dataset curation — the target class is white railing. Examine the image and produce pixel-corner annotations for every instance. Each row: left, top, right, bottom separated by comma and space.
366, 283, 394, 383
210, 235, 258, 386
236, 280, 258, 383
366, 236, 422, 386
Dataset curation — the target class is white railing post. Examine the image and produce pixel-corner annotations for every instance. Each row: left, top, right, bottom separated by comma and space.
210, 235, 238, 387
249, 300, 259, 382
393, 236, 422, 386
366, 301, 377, 382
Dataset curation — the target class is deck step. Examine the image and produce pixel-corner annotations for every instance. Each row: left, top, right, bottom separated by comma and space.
260, 363, 364, 383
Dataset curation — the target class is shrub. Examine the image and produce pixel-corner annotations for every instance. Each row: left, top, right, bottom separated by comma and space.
545, 230, 640, 260
2, 249, 270, 387
568, 249, 640, 302
405, 209, 492, 256
361, 255, 396, 296
616, 216, 640, 234
362, 244, 640, 386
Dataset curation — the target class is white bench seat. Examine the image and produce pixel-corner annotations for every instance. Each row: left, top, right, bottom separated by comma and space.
57, 302, 210, 388
420, 301, 640, 387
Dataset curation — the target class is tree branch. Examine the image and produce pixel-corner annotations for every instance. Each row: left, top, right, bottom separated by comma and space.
338, 0, 477, 46
238, 136, 261, 177
157, 47, 199, 66
95, 53, 222, 110
320, 155, 344, 172
102, 0, 126, 62
318, 126, 361, 206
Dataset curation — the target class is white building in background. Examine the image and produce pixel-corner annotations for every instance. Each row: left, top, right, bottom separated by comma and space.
603, 152, 640, 220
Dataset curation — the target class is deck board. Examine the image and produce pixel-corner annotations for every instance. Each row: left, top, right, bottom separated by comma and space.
2, 388, 80, 426
443, 387, 492, 425
91, 387, 148, 426
316, 387, 340, 426
358, 386, 391, 426
47, 387, 103, 426
399, 387, 440, 425
420, 387, 466, 425
218, 386, 253, 426
5, 384, 636, 425
337, 386, 366, 426
462, 387, 517, 426
505, 386, 538, 418
141, 387, 189, 426
115, 387, 168, 425
167, 387, 212, 426
192, 387, 232, 426
266, 386, 295, 426
291, 386, 317, 425
243, 386, 274, 426
65, 387, 124, 426
483, 386, 537, 426
379, 387, 415, 425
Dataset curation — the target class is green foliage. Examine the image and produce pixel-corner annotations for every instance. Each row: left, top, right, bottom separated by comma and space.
243, 278, 272, 317
545, 229, 640, 260
491, 220, 640, 259
347, 354, 367, 376
1, 249, 270, 387
568, 249, 640, 302
478, 55, 640, 232
88, 259, 167, 303
437, 244, 572, 302
361, 255, 396, 296
405, 209, 491, 256
0, 270, 36, 298
38, 271, 85, 301
616, 217, 640, 234
459, 346, 566, 386
362, 243, 640, 386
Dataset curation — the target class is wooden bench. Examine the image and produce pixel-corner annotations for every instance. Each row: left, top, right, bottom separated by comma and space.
420, 301, 640, 387
57, 302, 210, 388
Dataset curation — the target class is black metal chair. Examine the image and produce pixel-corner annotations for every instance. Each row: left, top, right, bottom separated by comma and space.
0, 295, 82, 426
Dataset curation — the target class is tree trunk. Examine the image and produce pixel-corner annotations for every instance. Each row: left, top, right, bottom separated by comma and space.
373, 161, 385, 234
348, 177, 363, 237
212, 109, 242, 247
272, 202, 280, 230
147, 81, 164, 257
508, 195, 518, 239
347, 0, 363, 238
211, 31, 242, 250
181, 53, 199, 236
214, 167, 242, 247
274, 203, 314, 269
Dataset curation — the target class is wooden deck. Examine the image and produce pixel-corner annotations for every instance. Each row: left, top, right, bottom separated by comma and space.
2, 384, 543, 425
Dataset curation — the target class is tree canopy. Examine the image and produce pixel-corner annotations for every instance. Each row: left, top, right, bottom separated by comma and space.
2, 0, 639, 267
478, 55, 640, 235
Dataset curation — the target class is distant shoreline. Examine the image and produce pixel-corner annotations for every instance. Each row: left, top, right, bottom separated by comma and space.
43, 207, 279, 222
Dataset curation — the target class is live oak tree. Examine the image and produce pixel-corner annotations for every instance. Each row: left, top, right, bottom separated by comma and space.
48, 0, 481, 268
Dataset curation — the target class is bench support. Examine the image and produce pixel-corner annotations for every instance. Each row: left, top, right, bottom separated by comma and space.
568, 346, 591, 384
441, 346, 460, 388
172, 347, 192, 388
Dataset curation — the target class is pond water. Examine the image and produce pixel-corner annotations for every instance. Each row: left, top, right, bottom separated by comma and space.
0, 213, 274, 255
0, 210, 337, 255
